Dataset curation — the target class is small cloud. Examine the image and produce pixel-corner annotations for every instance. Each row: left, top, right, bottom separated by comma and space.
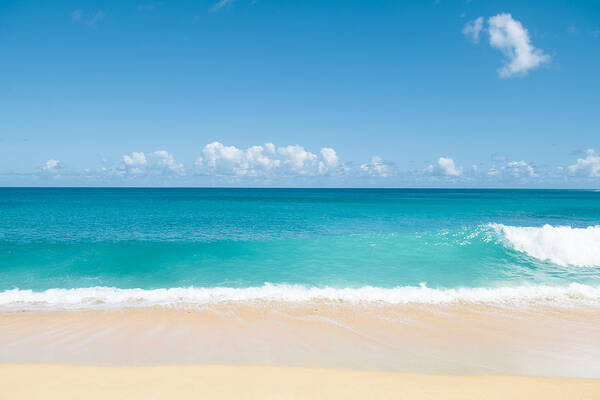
119, 150, 185, 176
591, 30, 600, 39
426, 157, 462, 177
568, 149, 600, 177
360, 156, 394, 178
318, 147, 340, 175
487, 13, 550, 78
122, 152, 147, 174
277, 145, 318, 174
152, 150, 185, 175
506, 160, 536, 177
465, 13, 550, 78
486, 160, 537, 180
462, 17, 484, 43
567, 25, 577, 36
210, 0, 234, 12
41, 159, 61, 172
123, 152, 147, 167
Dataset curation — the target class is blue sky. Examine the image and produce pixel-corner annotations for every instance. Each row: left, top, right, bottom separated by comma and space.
1, 0, 599, 187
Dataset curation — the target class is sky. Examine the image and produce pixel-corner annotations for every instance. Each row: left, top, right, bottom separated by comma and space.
0, 0, 599, 187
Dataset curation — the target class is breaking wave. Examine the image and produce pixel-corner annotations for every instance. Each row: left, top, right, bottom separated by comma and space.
491, 224, 600, 267
1, 283, 599, 310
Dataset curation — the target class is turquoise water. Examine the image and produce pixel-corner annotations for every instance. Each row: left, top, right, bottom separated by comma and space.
1, 188, 599, 308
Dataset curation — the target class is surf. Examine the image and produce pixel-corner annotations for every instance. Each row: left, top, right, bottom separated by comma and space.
491, 224, 600, 267
1, 282, 600, 310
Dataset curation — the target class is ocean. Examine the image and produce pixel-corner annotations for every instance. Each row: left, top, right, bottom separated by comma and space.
1, 188, 599, 309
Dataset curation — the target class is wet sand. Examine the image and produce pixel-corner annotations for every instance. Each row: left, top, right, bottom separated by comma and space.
1, 301, 599, 377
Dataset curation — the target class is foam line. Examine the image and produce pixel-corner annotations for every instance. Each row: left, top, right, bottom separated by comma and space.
1, 282, 599, 310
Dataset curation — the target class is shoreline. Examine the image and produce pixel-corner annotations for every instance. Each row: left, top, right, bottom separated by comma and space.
2, 281, 600, 310
1, 364, 599, 399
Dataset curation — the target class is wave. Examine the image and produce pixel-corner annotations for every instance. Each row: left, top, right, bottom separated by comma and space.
491, 224, 600, 267
1, 283, 599, 310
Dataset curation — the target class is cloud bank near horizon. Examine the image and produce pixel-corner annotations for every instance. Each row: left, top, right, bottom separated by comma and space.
2, 142, 598, 187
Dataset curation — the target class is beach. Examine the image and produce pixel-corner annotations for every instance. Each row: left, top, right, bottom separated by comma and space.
1, 302, 599, 375
1, 188, 600, 397
2, 301, 600, 399
3, 364, 600, 400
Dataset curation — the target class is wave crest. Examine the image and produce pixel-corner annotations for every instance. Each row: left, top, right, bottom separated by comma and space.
491, 223, 600, 267
1, 283, 599, 310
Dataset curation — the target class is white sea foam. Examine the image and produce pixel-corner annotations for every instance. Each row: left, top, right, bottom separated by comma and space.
491, 224, 600, 267
1, 283, 599, 310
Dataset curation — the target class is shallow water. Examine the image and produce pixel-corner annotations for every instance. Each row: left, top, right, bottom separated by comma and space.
1, 188, 599, 308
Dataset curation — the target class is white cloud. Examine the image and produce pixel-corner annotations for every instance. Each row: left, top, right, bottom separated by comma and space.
122, 152, 147, 174
439, 157, 462, 176
198, 142, 274, 176
121, 151, 184, 176
201, 142, 243, 168
41, 159, 61, 173
320, 148, 339, 168
195, 142, 341, 177
319, 147, 339, 174
568, 149, 600, 177
426, 157, 462, 176
210, 0, 234, 12
506, 160, 536, 177
264, 142, 276, 154
39, 145, 599, 186
485, 160, 537, 180
123, 151, 147, 167
360, 156, 393, 177
277, 145, 318, 174
487, 13, 550, 78
462, 17, 484, 43
152, 150, 185, 175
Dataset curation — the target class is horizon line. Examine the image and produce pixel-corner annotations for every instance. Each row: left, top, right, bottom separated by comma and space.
1, 186, 598, 191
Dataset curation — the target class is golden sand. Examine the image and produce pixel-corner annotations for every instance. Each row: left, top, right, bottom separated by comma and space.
1, 364, 599, 400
